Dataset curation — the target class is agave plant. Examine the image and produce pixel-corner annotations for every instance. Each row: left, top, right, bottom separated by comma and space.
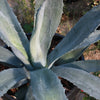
0, 0, 100, 100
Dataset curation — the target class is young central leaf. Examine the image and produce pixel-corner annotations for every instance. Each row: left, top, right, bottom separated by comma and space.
30, 0, 63, 66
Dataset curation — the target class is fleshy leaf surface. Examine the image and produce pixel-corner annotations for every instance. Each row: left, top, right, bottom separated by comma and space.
25, 87, 35, 100
52, 67, 100, 99
34, 0, 44, 27
0, 46, 23, 68
61, 60, 100, 72
26, 68, 68, 100
55, 30, 100, 65
48, 5, 100, 67
0, 68, 27, 97
54, 47, 86, 66
30, 0, 63, 66
0, 0, 31, 68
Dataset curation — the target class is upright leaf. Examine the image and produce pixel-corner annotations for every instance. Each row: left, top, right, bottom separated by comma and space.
34, 0, 44, 27
48, 5, 100, 67
0, 68, 27, 97
0, 0, 31, 69
52, 67, 100, 99
0, 46, 23, 68
25, 68, 68, 100
30, 0, 63, 66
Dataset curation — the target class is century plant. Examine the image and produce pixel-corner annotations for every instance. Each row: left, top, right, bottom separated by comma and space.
0, 0, 100, 100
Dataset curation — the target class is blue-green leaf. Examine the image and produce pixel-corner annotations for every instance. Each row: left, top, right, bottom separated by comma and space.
55, 30, 100, 65
25, 87, 35, 100
53, 47, 87, 66
0, 0, 31, 68
34, 0, 44, 27
0, 68, 27, 97
60, 60, 100, 72
52, 67, 100, 99
30, 0, 63, 66
0, 46, 23, 68
25, 68, 68, 100
47, 5, 100, 67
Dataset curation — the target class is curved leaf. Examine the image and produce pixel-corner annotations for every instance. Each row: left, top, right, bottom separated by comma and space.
0, 68, 27, 97
0, 0, 29, 52
55, 30, 100, 65
61, 60, 100, 72
26, 68, 68, 100
53, 47, 87, 66
0, 46, 23, 68
30, 0, 63, 66
0, 0, 31, 69
52, 67, 100, 99
47, 5, 100, 67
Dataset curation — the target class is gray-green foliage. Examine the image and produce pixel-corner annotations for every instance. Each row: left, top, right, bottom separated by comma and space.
0, 0, 100, 100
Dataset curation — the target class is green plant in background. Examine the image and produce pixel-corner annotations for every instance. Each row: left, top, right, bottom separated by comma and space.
83, 95, 96, 100
0, 0, 100, 100
96, 40, 100, 50
14, 0, 34, 32
15, 0, 34, 23
22, 22, 33, 33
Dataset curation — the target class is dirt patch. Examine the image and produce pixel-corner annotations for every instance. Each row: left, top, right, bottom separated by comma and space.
83, 44, 100, 60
